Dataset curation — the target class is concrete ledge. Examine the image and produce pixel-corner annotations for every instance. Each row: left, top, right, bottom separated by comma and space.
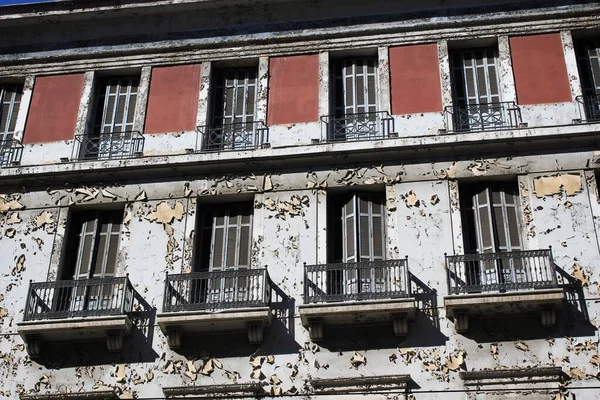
444, 289, 564, 332
20, 391, 118, 400
311, 374, 411, 393
157, 307, 272, 347
163, 383, 264, 398
17, 315, 132, 339
444, 288, 564, 318
17, 315, 132, 356
460, 367, 564, 386
299, 298, 416, 340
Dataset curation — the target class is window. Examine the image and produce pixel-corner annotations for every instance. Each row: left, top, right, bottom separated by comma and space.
450, 48, 505, 131
575, 38, 600, 121
328, 192, 385, 294
0, 83, 22, 143
461, 183, 523, 286
207, 68, 258, 151
329, 58, 385, 140
59, 210, 123, 312
193, 202, 253, 303
81, 77, 140, 160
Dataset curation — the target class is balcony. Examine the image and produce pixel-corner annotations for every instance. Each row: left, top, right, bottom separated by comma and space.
321, 111, 395, 142
196, 121, 269, 152
444, 249, 564, 332
299, 259, 416, 340
444, 101, 523, 133
576, 94, 600, 122
157, 268, 272, 347
17, 276, 135, 357
72, 131, 145, 161
0, 139, 23, 167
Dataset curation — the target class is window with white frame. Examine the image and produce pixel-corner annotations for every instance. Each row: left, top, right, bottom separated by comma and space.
329, 58, 381, 141
194, 202, 253, 303
92, 77, 139, 135
80, 77, 140, 160
61, 209, 123, 312
328, 192, 385, 294
575, 38, 600, 120
450, 48, 504, 131
460, 183, 523, 286
208, 68, 258, 150
0, 83, 23, 143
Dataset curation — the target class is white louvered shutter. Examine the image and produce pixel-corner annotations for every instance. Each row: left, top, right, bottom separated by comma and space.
0, 84, 22, 143
451, 49, 502, 130
212, 69, 257, 150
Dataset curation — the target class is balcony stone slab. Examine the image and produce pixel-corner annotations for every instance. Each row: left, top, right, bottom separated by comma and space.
298, 298, 416, 340
157, 307, 272, 348
17, 315, 132, 357
444, 288, 564, 332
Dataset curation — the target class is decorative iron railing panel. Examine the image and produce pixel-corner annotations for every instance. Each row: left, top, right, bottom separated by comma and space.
73, 131, 145, 161
0, 139, 23, 167
163, 268, 271, 312
576, 94, 600, 122
446, 249, 558, 295
444, 101, 522, 132
196, 121, 268, 152
304, 259, 410, 304
23, 276, 134, 321
321, 111, 394, 142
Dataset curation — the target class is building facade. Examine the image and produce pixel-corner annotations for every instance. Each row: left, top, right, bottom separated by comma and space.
0, 0, 599, 399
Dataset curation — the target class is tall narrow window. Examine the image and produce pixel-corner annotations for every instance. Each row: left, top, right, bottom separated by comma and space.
92, 77, 139, 135
575, 38, 600, 121
450, 48, 504, 131
208, 68, 258, 151
195, 203, 253, 303
328, 192, 385, 294
0, 84, 23, 143
61, 210, 123, 313
330, 58, 384, 141
82, 77, 140, 160
461, 183, 523, 287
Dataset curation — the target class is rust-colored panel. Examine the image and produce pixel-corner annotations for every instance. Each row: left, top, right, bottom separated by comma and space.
510, 33, 571, 105
23, 74, 84, 144
390, 44, 443, 115
267, 54, 319, 125
144, 64, 202, 134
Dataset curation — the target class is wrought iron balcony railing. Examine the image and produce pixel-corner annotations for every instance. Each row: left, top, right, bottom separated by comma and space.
0, 139, 23, 167
321, 111, 394, 142
444, 101, 522, 133
446, 249, 558, 295
163, 268, 271, 312
72, 131, 145, 161
304, 259, 410, 304
23, 276, 134, 321
196, 121, 269, 152
576, 94, 600, 122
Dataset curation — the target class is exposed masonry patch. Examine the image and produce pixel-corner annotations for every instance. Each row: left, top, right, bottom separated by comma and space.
533, 173, 583, 198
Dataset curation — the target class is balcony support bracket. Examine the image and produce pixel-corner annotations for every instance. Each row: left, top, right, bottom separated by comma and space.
247, 321, 265, 345
541, 306, 557, 328
106, 329, 125, 352
166, 326, 183, 349
392, 313, 409, 336
454, 311, 469, 333
307, 319, 324, 341
23, 335, 41, 358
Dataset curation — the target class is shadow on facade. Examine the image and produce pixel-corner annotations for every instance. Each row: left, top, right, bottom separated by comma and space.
34, 295, 158, 368
459, 266, 596, 343
171, 283, 301, 358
